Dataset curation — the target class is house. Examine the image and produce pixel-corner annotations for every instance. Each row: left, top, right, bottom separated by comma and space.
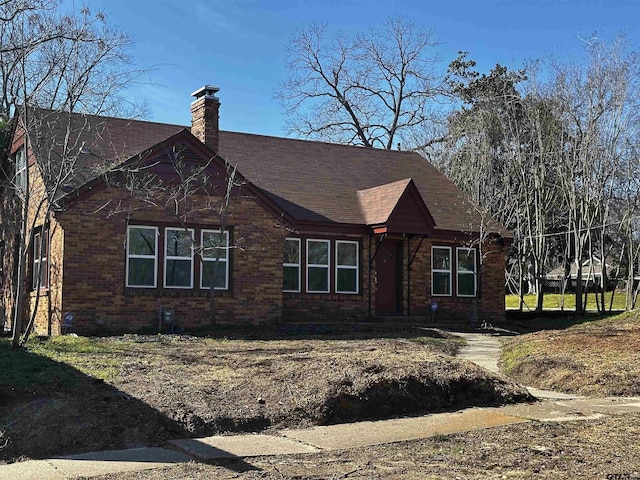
1, 86, 512, 335
545, 258, 616, 293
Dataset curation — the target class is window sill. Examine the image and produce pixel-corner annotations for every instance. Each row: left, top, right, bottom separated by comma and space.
124, 288, 232, 298
29, 288, 50, 295
431, 295, 478, 301
284, 292, 363, 300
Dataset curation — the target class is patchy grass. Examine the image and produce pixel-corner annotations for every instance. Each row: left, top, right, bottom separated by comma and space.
26, 336, 124, 381
501, 311, 640, 396
505, 292, 628, 311
0, 326, 531, 463
0, 337, 84, 389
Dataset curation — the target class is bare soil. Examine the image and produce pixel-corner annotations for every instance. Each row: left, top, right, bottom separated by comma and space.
85, 413, 640, 479
0, 326, 531, 463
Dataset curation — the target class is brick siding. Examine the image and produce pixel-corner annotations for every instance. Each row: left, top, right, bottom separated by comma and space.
54, 184, 287, 334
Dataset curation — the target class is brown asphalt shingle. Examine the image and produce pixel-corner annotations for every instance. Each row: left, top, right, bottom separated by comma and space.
23, 108, 509, 236
24, 108, 185, 195
216, 131, 500, 234
356, 178, 413, 226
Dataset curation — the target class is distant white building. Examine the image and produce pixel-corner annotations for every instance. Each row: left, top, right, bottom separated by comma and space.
545, 258, 615, 292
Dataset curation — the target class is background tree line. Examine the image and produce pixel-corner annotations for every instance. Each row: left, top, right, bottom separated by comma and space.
279, 19, 640, 313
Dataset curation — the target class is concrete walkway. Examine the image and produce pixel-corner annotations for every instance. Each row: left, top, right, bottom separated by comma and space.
456, 331, 584, 400
3, 331, 640, 479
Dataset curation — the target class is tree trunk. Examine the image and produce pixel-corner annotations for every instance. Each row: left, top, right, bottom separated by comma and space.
11, 210, 28, 349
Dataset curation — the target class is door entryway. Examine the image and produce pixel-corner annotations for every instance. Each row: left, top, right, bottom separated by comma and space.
375, 239, 402, 315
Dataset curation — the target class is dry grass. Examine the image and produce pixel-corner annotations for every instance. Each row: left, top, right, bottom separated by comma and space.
501, 311, 640, 395
109, 333, 529, 434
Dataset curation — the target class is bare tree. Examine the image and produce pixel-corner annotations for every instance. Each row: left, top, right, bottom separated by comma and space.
277, 16, 446, 150
615, 148, 640, 310
441, 54, 565, 312
0, 1, 141, 117
439, 37, 640, 315
547, 35, 640, 313
0, 2, 143, 347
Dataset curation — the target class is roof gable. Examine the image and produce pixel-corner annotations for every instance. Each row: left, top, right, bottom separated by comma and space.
357, 178, 435, 235
57, 128, 212, 202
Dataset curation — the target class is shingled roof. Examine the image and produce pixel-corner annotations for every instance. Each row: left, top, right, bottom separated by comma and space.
19, 108, 510, 237
19, 108, 185, 195
216, 131, 506, 235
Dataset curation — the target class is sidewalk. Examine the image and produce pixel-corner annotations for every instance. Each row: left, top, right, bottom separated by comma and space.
3, 332, 640, 479
456, 331, 584, 400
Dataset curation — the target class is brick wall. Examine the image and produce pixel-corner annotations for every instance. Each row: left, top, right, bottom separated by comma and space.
6, 171, 509, 335
28, 219, 64, 335
408, 237, 507, 325
57, 185, 287, 334
1, 126, 65, 337
282, 234, 507, 326
282, 232, 373, 322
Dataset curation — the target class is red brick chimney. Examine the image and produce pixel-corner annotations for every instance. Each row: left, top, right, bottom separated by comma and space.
191, 85, 220, 152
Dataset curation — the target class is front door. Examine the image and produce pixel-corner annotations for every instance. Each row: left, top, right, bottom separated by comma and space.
375, 239, 402, 315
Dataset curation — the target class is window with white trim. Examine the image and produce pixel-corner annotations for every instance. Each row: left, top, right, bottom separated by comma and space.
15, 148, 27, 196
127, 226, 158, 287
307, 239, 330, 293
165, 228, 194, 288
283, 238, 301, 292
431, 246, 451, 296
201, 229, 229, 290
457, 248, 477, 297
336, 240, 358, 294
32, 227, 49, 290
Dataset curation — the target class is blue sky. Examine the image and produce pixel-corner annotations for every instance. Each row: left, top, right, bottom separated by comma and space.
79, 0, 639, 137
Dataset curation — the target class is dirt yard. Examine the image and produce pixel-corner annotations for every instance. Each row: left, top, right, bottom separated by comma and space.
0, 326, 531, 463
4, 314, 640, 478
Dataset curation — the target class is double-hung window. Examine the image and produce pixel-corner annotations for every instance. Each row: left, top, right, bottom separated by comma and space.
307, 239, 330, 293
336, 240, 358, 294
457, 248, 477, 297
201, 229, 229, 290
126, 226, 158, 287
165, 228, 194, 288
32, 227, 49, 290
431, 246, 452, 296
283, 238, 301, 292
15, 148, 27, 196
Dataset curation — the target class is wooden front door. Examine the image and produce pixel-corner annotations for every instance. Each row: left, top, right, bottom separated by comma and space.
375, 239, 402, 315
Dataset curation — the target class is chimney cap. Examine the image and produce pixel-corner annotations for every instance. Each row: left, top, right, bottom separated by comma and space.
191, 85, 220, 100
